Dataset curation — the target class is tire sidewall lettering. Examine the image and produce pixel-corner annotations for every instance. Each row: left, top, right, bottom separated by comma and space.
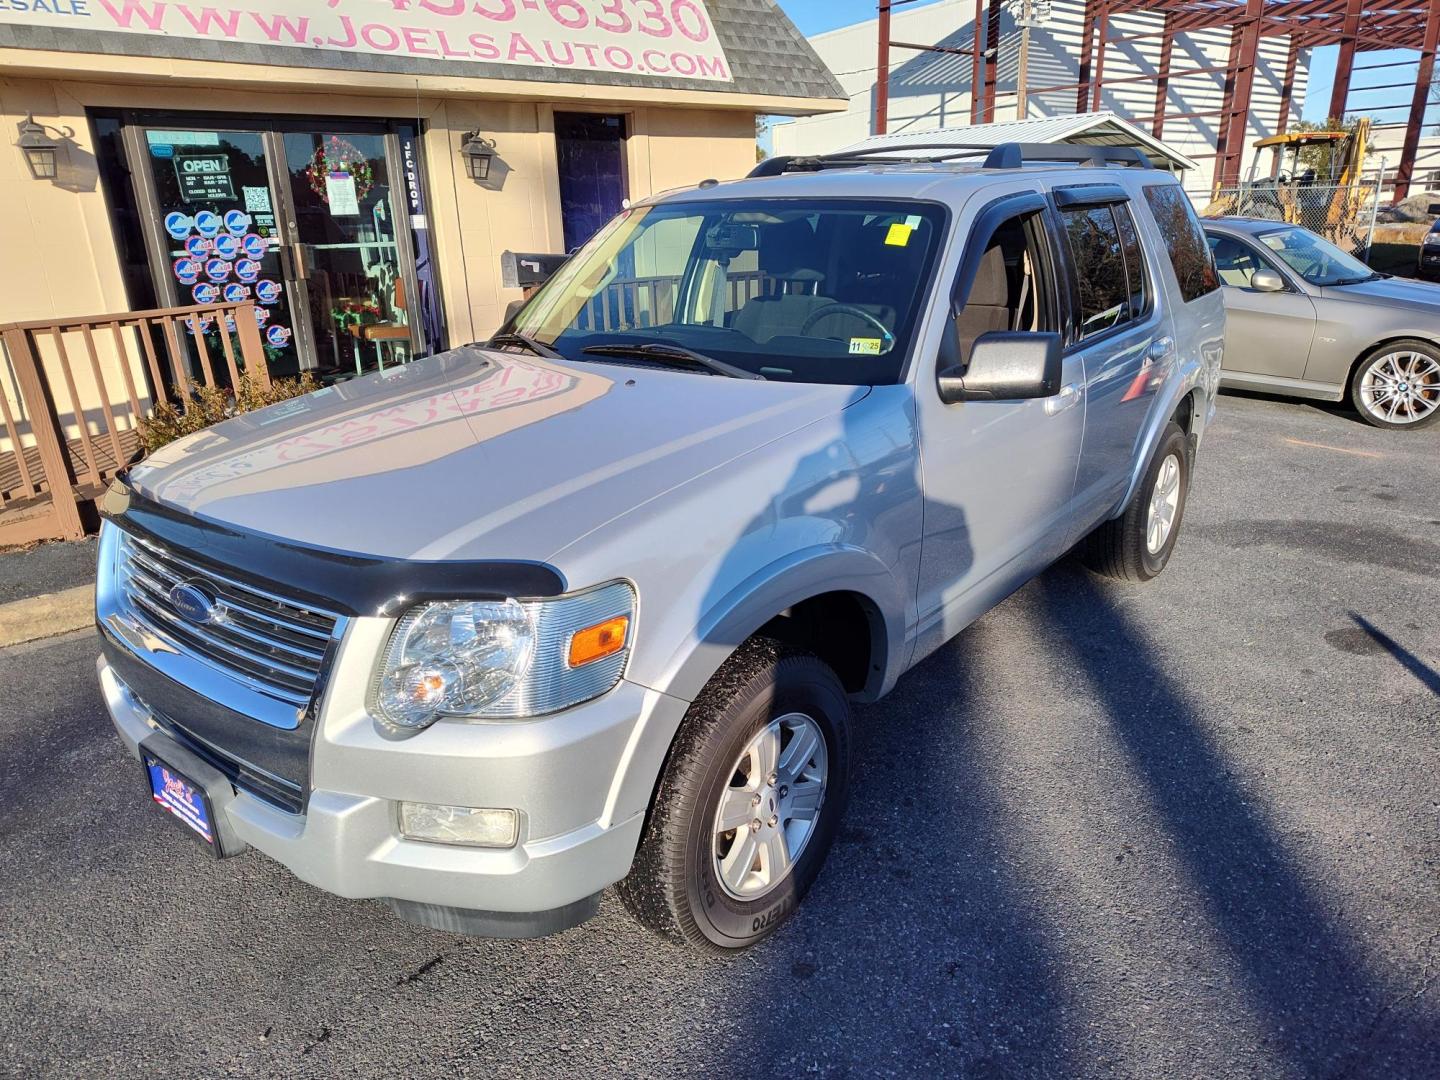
682, 665, 850, 949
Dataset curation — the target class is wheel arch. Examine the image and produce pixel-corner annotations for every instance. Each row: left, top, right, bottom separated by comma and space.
1345, 334, 1440, 395
605, 556, 905, 859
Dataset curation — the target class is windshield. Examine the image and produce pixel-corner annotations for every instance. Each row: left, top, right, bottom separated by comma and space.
505, 198, 948, 385
1254, 225, 1376, 286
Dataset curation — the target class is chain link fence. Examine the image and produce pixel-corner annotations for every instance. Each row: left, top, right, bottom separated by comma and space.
1197, 181, 1383, 257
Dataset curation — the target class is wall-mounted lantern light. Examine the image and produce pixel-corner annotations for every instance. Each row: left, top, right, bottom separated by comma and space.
16, 114, 59, 180
459, 132, 497, 182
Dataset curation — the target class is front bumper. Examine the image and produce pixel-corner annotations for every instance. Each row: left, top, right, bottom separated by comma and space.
98, 650, 688, 935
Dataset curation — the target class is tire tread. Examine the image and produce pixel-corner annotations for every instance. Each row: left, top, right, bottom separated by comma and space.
617, 637, 825, 953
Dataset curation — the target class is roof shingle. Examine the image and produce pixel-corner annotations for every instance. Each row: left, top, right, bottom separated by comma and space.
0, 0, 844, 103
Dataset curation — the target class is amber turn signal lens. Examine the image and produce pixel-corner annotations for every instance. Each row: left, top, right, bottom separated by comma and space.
567, 615, 630, 668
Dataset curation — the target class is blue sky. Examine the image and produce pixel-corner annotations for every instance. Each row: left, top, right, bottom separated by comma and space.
777, 0, 940, 37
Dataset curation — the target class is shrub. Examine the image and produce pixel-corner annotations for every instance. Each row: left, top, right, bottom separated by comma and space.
139, 373, 318, 453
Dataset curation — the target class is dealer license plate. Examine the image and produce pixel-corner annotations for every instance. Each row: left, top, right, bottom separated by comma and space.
143, 753, 215, 847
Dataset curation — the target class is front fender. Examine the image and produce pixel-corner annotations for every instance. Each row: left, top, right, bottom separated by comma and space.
599, 546, 909, 837
651, 544, 911, 706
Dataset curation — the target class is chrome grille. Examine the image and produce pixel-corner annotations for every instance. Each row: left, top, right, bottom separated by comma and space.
116, 530, 342, 708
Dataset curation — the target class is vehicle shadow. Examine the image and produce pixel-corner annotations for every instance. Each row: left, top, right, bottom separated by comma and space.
701, 625, 1082, 1077
1024, 564, 1437, 1076
1218, 387, 1368, 428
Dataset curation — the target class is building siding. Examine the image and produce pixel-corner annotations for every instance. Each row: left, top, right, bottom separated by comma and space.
773, 0, 1311, 194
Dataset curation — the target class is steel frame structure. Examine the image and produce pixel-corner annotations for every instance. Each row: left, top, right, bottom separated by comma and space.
874, 0, 1440, 198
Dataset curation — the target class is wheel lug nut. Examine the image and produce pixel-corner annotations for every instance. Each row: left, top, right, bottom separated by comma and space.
767, 773, 778, 786
749, 819, 762, 832
751, 793, 761, 807
767, 815, 778, 828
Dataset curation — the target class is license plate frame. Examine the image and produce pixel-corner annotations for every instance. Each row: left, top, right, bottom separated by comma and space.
142, 751, 220, 852
137, 733, 246, 859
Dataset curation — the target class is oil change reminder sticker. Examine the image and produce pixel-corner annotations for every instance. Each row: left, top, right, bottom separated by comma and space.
849, 337, 883, 355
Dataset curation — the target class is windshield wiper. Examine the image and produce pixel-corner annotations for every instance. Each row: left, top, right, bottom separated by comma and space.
487, 332, 564, 360
1327, 274, 1382, 286
581, 342, 766, 380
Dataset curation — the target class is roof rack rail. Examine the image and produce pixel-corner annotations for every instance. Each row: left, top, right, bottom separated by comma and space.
747, 141, 1153, 178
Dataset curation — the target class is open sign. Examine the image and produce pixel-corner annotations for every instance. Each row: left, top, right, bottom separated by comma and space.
174, 152, 236, 203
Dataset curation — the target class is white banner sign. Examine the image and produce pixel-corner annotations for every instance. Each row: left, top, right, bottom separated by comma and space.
0, 0, 733, 81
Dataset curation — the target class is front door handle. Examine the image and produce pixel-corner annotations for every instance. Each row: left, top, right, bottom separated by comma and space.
1044, 383, 1081, 416
1144, 336, 1175, 366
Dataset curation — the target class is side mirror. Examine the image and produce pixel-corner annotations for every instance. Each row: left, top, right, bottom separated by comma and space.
937, 331, 1063, 404
1250, 269, 1285, 292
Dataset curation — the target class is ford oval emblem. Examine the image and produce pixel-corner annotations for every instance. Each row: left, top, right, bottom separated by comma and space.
168, 582, 220, 625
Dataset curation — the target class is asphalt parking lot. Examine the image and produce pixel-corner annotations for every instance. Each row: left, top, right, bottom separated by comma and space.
1, 390, 1437, 1079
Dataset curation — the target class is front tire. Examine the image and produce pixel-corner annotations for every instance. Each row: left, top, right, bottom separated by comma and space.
617, 638, 851, 952
1349, 340, 1440, 429
1081, 421, 1192, 582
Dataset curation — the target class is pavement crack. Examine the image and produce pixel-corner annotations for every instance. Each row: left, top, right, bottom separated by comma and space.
300, 1025, 331, 1055
1324, 928, 1440, 1080
394, 953, 446, 987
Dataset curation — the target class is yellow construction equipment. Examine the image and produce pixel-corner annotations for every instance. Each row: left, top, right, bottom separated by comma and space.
1204, 119, 1371, 241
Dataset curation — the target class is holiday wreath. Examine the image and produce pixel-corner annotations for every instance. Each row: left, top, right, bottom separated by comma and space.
305, 135, 375, 204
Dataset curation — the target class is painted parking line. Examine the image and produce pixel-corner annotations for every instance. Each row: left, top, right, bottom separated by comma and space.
1281, 438, 1384, 459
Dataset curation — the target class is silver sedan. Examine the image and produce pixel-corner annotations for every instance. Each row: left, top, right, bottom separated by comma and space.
1203, 217, 1440, 429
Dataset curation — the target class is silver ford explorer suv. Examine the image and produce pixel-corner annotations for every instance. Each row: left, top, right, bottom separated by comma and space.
96, 143, 1224, 952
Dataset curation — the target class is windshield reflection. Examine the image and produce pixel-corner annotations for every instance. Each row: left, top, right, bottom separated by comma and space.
1256, 226, 1376, 286
504, 198, 948, 386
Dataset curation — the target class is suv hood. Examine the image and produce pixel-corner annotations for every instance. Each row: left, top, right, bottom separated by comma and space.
130, 347, 869, 564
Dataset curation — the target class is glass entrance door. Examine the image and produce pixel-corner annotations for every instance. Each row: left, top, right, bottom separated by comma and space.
281, 131, 414, 376
141, 128, 305, 378
131, 119, 426, 382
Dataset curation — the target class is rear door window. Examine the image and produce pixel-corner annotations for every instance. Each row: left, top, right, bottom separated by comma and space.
1059, 203, 1138, 340
1142, 184, 1220, 302
1112, 204, 1149, 320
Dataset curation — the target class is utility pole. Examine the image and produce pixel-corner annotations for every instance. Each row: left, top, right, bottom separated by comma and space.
876, 0, 891, 134
1014, 0, 1049, 121
1017, 0, 1030, 118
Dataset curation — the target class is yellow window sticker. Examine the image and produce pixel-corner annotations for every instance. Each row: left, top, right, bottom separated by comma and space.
884, 222, 913, 247
848, 337, 883, 355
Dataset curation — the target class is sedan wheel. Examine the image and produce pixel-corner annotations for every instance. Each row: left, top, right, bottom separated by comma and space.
1353, 343, 1440, 429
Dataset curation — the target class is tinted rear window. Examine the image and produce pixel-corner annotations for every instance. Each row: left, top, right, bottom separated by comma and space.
1061, 204, 1140, 339
1142, 184, 1219, 302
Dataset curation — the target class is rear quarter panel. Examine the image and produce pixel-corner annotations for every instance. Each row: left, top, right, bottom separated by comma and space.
1130, 182, 1225, 478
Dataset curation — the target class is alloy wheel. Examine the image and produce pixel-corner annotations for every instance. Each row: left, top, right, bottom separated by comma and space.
1360, 350, 1440, 425
1146, 452, 1182, 555
711, 712, 828, 900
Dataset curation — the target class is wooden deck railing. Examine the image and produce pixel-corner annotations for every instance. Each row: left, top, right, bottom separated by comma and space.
570, 271, 776, 333
0, 301, 267, 546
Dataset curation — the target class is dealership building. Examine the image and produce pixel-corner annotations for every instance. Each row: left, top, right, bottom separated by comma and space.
0, 0, 843, 378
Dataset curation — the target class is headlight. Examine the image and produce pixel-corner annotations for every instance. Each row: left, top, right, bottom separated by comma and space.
372, 581, 634, 733
1426, 235, 1440, 246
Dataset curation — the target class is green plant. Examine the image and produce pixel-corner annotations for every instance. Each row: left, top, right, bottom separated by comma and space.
1288, 116, 1372, 180
139, 373, 318, 453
